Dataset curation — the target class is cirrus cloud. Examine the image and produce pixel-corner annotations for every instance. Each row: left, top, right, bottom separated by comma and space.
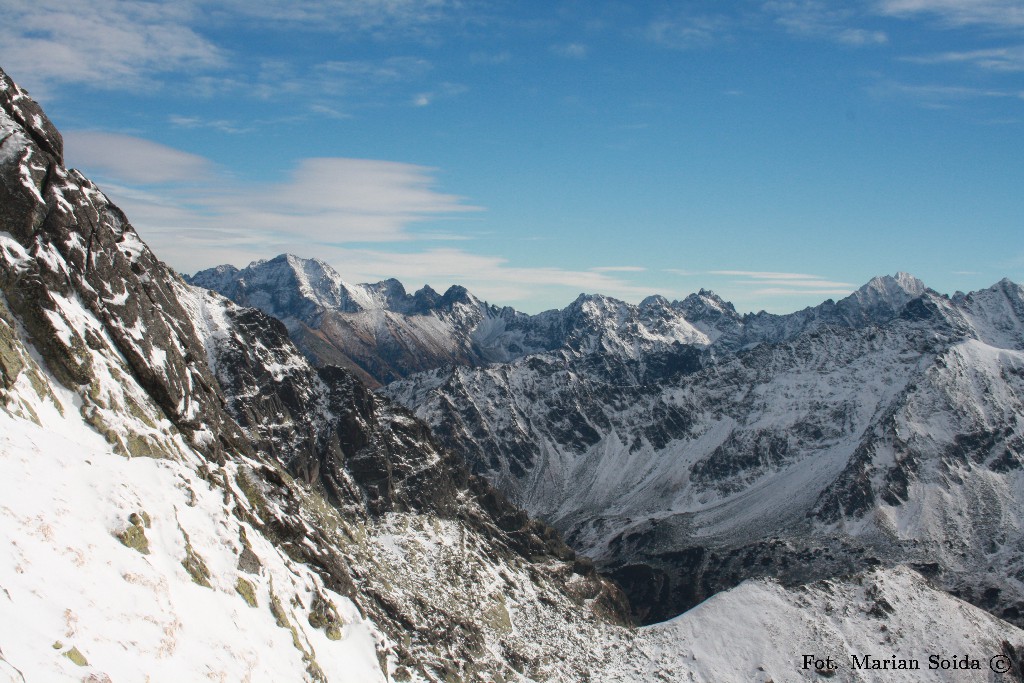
0, 0, 224, 96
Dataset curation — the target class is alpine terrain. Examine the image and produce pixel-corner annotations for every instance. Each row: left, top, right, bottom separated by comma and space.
382, 275, 1024, 626
198, 256, 1024, 633
4, 64, 1024, 682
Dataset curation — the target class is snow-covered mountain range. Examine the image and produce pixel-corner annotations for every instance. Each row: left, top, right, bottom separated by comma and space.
5, 64, 1024, 682
188, 256, 542, 388
383, 276, 1024, 626
187, 255, 721, 387
193, 253, 1024, 631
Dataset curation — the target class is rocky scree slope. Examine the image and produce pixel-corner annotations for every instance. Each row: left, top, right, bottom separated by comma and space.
384, 275, 1024, 626
5, 66, 1024, 682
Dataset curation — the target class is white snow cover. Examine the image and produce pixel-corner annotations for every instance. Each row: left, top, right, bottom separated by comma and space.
0, 360, 386, 682
621, 566, 1024, 683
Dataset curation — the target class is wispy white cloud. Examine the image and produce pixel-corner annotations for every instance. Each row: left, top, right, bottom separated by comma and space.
748, 286, 859, 296
237, 57, 441, 114
0, 0, 457, 102
411, 82, 468, 107
591, 266, 646, 273
313, 57, 434, 90
214, 0, 456, 32
643, 13, 731, 49
871, 79, 1024, 105
904, 46, 1024, 72
763, 1, 888, 46
711, 269, 835, 280
208, 158, 480, 242
168, 115, 251, 134
837, 28, 889, 45
470, 50, 512, 65
318, 249, 657, 306
0, 0, 224, 95
875, 0, 1024, 28
552, 43, 589, 59
709, 270, 856, 297
66, 133, 480, 244
63, 132, 214, 184
747, 278, 855, 288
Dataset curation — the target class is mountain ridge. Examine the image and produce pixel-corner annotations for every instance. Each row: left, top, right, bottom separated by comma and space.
191, 253, 947, 390
193, 252, 1024, 628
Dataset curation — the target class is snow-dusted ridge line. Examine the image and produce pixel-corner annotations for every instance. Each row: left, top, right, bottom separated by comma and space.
192, 256, 949, 392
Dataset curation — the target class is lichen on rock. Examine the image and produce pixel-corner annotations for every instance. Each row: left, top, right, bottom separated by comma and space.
307, 591, 345, 640
63, 646, 88, 666
235, 576, 258, 608
180, 529, 212, 588
116, 513, 150, 555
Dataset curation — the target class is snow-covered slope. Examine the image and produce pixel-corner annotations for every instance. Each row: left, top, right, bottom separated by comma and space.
616, 566, 1024, 683
6, 295, 1024, 682
0, 361, 386, 682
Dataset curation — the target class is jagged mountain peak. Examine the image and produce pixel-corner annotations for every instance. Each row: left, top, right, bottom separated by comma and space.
0, 71, 63, 161
852, 271, 927, 305
565, 292, 631, 319
991, 276, 1024, 297
639, 294, 670, 309
682, 288, 739, 317
440, 283, 472, 304
190, 253, 486, 319
825, 271, 931, 328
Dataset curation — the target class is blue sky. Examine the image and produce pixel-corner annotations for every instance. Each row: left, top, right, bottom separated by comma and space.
2, 0, 1022, 313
